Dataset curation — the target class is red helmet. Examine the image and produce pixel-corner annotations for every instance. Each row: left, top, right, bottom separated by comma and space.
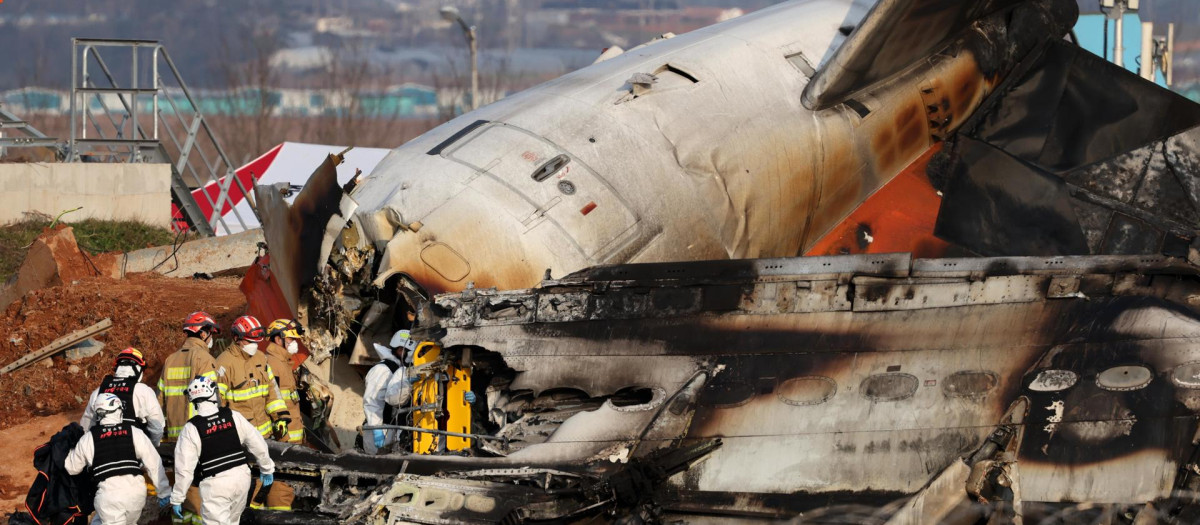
183, 311, 220, 335
114, 347, 146, 368
231, 315, 265, 342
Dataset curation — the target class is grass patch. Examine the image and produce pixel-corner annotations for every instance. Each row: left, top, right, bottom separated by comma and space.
1, 212, 178, 282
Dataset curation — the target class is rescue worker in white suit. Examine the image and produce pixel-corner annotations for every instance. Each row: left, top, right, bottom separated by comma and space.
80, 347, 165, 445
170, 375, 275, 525
363, 329, 418, 454
65, 393, 171, 525
363, 330, 478, 453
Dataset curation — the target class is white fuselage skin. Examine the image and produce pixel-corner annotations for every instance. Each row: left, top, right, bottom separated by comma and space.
344, 0, 994, 295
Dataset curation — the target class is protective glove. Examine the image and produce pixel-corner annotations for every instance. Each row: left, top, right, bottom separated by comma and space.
158, 496, 170, 508
274, 418, 290, 437
261, 473, 274, 486
463, 391, 477, 404
373, 429, 386, 449
406, 374, 420, 385
171, 504, 183, 519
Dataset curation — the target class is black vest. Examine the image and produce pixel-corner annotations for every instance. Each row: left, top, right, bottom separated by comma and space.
189, 408, 248, 482
90, 423, 142, 481
379, 361, 402, 424
98, 375, 145, 431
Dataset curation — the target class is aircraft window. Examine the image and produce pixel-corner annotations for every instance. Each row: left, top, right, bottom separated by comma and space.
776, 376, 836, 406
531, 154, 570, 182
1172, 362, 1200, 388
1096, 365, 1153, 391
610, 387, 655, 407
610, 387, 665, 412
861, 373, 918, 402
785, 52, 816, 78
1028, 370, 1077, 392
943, 371, 998, 398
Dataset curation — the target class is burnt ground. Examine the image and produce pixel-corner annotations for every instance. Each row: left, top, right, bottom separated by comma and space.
0, 273, 247, 429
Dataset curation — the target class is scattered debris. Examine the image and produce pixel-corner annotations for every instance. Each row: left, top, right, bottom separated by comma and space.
0, 273, 246, 429
0, 318, 112, 375
64, 337, 105, 361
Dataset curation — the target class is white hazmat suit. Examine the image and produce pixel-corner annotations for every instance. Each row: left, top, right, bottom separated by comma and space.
170, 398, 275, 525
65, 404, 170, 525
363, 341, 411, 454
80, 365, 166, 445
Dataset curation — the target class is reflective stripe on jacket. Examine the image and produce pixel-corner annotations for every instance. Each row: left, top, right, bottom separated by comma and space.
215, 347, 287, 437
262, 342, 303, 443
157, 337, 218, 442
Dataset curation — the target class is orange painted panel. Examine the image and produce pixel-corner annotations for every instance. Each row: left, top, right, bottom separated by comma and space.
239, 254, 308, 369
806, 144, 950, 259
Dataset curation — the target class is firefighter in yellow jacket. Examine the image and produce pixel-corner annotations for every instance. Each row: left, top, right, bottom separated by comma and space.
263, 319, 305, 444
158, 311, 221, 442
216, 315, 290, 439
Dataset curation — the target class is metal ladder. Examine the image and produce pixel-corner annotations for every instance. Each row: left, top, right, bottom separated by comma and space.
0, 104, 59, 156
68, 38, 256, 236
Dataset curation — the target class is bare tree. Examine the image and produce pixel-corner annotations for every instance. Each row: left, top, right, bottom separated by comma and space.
215, 22, 285, 165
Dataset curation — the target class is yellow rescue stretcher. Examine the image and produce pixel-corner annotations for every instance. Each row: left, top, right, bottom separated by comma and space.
409, 342, 472, 454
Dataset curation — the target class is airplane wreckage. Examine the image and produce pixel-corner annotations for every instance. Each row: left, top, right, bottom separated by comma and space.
221, 0, 1200, 521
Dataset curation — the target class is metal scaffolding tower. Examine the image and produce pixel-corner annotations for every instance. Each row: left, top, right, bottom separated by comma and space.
67, 38, 256, 236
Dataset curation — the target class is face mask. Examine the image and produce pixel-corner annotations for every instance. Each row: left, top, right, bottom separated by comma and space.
242, 342, 259, 356
286, 340, 299, 355
207, 337, 215, 349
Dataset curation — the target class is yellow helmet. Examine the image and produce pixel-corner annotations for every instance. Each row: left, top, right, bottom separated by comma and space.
266, 319, 303, 339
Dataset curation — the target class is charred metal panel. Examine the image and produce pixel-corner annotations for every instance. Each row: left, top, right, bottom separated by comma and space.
935, 138, 1091, 256
256, 155, 353, 316
971, 42, 1200, 172
909, 254, 1189, 277
802, 0, 1073, 109
852, 274, 1046, 311
934, 39, 1200, 258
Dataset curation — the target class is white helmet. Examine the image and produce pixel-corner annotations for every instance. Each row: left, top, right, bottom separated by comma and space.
187, 376, 218, 404
389, 329, 418, 353
93, 392, 123, 419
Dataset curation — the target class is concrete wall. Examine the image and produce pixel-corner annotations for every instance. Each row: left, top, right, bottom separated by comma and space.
120, 228, 264, 277
0, 163, 172, 226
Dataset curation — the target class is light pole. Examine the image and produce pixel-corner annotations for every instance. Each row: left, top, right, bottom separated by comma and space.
440, 5, 479, 111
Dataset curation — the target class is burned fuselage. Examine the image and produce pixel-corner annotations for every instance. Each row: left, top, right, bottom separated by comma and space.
262, 253, 1200, 523
246, 0, 1200, 521
257, 0, 1083, 363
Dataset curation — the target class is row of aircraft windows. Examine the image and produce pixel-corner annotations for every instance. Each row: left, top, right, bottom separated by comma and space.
711, 364, 1174, 408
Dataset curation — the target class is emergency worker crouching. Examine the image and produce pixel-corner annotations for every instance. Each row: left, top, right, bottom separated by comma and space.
65, 393, 171, 525
263, 319, 304, 444
170, 376, 275, 525
81, 347, 165, 446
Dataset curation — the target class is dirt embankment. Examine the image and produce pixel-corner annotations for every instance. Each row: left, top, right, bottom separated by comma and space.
0, 273, 247, 430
